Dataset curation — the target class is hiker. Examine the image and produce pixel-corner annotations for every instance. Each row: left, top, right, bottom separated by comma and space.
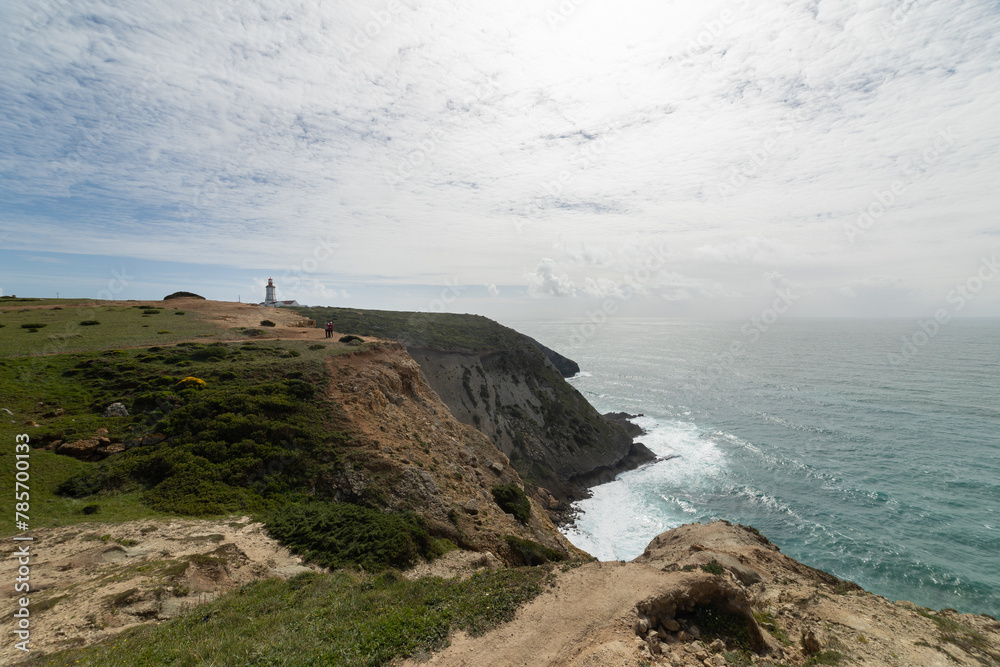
325, 321, 334, 338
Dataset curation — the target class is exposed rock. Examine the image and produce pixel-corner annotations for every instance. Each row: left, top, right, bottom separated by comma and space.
603, 411, 646, 437
57, 438, 99, 459
523, 335, 580, 378
102, 402, 129, 417
801, 629, 822, 655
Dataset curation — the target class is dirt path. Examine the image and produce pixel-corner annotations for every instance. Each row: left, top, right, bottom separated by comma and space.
408, 562, 675, 667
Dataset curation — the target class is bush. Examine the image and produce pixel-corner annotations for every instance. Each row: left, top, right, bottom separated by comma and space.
491, 484, 531, 523
142, 309, 161, 315
21, 323, 47, 329
157, 330, 172, 334
174, 311, 185, 315
260, 320, 276, 327
701, 559, 725, 575
504, 535, 566, 566
175, 376, 207, 390
163, 291, 205, 300
82, 504, 100, 515
265, 501, 439, 570
80, 320, 101, 326
338, 334, 364, 345
308, 344, 324, 350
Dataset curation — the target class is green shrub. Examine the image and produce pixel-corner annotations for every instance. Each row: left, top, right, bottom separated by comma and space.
491, 484, 531, 523
80, 320, 100, 326
308, 344, 324, 350
174, 311, 185, 315
265, 501, 439, 570
82, 504, 100, 515
157, 330, 172, 335
504, 535, 565, 565
21, 323, 47, 329
701, 559, 725, 575
260, 320, 276, 327
338, 334, 364, 344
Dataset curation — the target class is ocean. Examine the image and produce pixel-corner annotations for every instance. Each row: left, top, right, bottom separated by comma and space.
505, 317, 1000, 618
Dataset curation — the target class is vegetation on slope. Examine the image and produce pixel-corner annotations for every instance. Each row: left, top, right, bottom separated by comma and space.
291, 305, 534, 352
1, 334, 451, 572
21, 567, 551, 666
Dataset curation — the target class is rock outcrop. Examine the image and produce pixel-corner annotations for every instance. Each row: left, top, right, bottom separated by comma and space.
408, 521, 1000, 666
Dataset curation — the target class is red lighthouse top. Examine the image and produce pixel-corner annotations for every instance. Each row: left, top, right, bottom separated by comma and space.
267, 278, 274, 286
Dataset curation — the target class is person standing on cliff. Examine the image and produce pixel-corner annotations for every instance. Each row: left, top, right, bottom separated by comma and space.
325, 321, 333, 338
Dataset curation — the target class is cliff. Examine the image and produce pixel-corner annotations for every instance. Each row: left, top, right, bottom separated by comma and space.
319, 341, 583, 561
292, 306, 654, 508
406, 521, 1000, 667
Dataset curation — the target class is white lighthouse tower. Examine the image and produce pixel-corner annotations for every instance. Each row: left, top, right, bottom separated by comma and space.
264, 278, 278, 306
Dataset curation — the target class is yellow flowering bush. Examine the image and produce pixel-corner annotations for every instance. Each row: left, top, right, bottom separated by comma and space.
175, 376, 207, 390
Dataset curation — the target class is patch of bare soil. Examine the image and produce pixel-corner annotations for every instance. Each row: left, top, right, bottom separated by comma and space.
405, 521, 1000, 667
0, 516, 319, 664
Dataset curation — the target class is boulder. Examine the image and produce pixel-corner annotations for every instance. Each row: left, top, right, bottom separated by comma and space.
103, 402, 129, 417
57, 439, 98, 459
801, 629, 822, 655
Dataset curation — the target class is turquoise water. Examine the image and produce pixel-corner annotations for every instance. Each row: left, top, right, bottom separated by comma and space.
506, 318, 1000, 617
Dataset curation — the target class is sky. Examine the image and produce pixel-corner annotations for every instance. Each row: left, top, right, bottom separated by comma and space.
1, 0, 999, 321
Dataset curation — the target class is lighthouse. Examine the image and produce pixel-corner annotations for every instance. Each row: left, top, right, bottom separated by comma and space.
264, 278, 277, 306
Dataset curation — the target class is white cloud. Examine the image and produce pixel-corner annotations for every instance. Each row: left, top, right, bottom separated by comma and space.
1, 0, 999, 314
526, 258, 575, 298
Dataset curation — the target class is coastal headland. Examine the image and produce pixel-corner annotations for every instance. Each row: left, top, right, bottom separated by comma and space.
1, 297, 997, 665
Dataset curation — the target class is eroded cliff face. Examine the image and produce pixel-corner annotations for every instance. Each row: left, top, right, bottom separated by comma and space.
321, 342, 583, 562
406, 346, 653, 509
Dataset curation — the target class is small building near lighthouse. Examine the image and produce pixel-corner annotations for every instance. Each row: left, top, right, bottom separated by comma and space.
259, 278, 300, 307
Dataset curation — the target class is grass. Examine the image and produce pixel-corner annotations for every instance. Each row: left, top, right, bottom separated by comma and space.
0, 449, 173, 537
916, 609, 999, 661
0, 337, 362, 533
753, 610, 792, 646
291, 306, 536, 352
0, 302, 221, 356
23, 566, 550, 666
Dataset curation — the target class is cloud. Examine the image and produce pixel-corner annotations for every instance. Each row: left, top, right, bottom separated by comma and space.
526, 258, 575, 298
696, 237, 796, 265
487, 283, 500, 297
1, 0, 998, 314
581, 277, 625, 299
